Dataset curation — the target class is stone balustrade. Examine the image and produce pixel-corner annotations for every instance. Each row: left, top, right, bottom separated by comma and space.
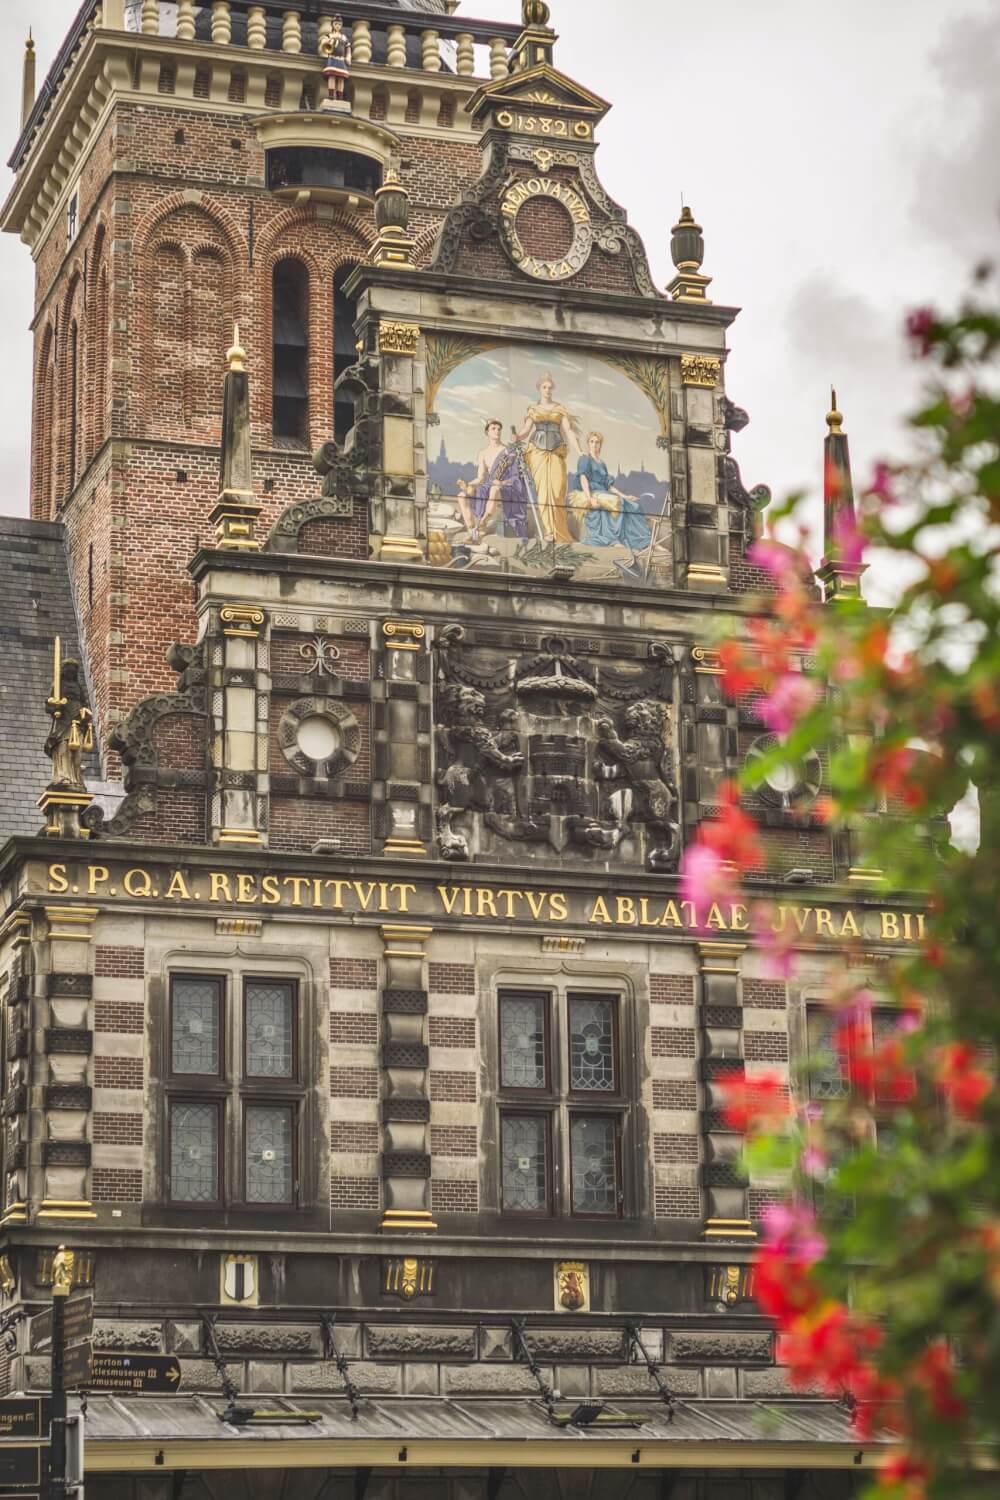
117, 2, 513, 80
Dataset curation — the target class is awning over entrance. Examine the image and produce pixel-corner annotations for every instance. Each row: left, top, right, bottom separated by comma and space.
82, 1396, 888, 1475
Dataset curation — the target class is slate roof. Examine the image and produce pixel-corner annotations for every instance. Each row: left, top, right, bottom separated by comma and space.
0, 517, 87, 841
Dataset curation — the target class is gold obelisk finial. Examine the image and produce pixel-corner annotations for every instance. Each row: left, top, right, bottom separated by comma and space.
826, 386, 844, 435
226, 324, 246, 374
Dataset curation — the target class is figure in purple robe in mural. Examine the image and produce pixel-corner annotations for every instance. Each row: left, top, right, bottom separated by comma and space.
457, 419, 531, 541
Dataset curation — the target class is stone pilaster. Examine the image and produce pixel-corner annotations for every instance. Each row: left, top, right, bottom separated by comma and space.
374, 321, 425, 563
208, 605, 269, 848
678, 354, 728, 592
373, 621, 432, 859
0, 912, 33, 1225
36, 906, 99, 1224
379, 924, 435, 1234
699, 942, 753, 1242
679, 646, 740, 845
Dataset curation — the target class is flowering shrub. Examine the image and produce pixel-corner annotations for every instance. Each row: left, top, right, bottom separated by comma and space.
695, 281, 1000, 1497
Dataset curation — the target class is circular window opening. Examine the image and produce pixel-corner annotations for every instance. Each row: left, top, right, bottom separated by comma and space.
296, 715, 341, 762
765, 762, 799, 795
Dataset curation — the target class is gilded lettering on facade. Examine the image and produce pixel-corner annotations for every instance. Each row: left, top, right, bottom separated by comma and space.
499, 175, 593, 283
41, 862, 926, 944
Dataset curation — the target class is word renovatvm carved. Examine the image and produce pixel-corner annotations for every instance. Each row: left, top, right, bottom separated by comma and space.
434, 628, 679, 870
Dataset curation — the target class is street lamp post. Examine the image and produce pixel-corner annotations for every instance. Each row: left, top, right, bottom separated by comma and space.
47, 1246, 74, 1500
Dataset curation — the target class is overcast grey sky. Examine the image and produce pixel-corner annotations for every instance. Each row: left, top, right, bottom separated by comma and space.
0, 0, 996, 601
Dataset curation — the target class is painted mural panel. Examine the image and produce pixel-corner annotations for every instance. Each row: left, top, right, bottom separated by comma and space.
426, 341, 672, 584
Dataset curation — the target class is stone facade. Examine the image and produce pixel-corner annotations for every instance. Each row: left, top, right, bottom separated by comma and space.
0, 3, 901, 1497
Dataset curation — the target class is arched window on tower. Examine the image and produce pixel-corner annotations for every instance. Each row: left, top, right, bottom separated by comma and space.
272, 258, 309, 446
67, 320, 80, 494
333, 263, 359, 445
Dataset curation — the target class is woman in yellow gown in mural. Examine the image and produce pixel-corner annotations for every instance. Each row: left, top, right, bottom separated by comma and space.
515, 373, 582, 544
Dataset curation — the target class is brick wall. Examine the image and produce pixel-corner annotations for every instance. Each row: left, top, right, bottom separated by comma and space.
330, 1066, 378, 1099
329, 1012, 378, 1047
654, 1186, 701, 1219
330, 1177, 379, 1210
270, 635, 370, 681
653, 1134, 700, 1164
92, 1168, 143, 1202
428, 964, 476, 995
650, 976, 696, 1005
330, 958, 378, 990
94, 1001, 144, 1034
743, 980, 787, 1010
94, 946, 144, 978
430, 1071, 477, 1103
744, 1031, 790, 1062
330, 1122, 379, 1154
430, 1125, 478, 1158
651, 1027, 697, 1058
428, 1017, 476, 1049
431, 1180, 478, 1214
93, 1112, 143, 1146
270, 797, 370, 855
652, 1080, 698, 1110
94, 1057, 143, 1090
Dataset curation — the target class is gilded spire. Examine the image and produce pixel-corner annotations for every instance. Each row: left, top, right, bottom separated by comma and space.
818, 389, 866, 602
21, 32, 36, 130
826, 386, 844, 435
210, 327, 261, 550
226, 324, 247, 374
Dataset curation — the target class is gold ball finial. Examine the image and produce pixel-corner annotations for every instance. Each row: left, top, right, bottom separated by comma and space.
227, 324, 247, 374
26, 31, 35, 55
826, 387, 844, 435
522, 0, 551, 26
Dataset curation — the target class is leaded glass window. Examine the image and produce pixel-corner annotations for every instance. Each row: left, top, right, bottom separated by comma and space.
245, 1105, 294, 1204
501, 1114, 548, 1213
169, 1102, 219, 1203
807, 1008, 849, 1099
570, 1115, 618, 1215
171, 977, 221, 1076
245, 981, 295, 1079
499, 992, 547, 1090
569, 995, 616, 1092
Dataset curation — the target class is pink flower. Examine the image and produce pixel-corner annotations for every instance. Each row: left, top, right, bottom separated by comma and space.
753, 905, 799, 979
679, 844, 738, 930
832, 511, 865, 567
800, 1146, 828, 1177
905, 307, 937, 357
758, 673, 819, 734
761, 1200, 827, 1265
747, 538, 804, 587
865, 462, 897, 507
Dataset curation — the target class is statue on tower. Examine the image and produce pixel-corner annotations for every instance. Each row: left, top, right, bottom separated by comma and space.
44, 638, 93, 792
320, 16, 352, 109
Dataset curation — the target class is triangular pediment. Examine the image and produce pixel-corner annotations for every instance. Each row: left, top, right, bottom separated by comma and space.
467, 64, 612, 124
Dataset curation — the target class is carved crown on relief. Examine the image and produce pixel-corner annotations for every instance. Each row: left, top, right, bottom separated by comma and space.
433, 626, 680, 870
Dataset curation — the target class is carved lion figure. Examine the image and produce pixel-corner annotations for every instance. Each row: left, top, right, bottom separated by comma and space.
596, 698, 680, 870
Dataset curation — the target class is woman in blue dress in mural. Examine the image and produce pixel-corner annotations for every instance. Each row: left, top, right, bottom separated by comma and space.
570, 432, 652, 550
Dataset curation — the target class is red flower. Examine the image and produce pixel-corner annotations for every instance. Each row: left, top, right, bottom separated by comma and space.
869, 746, 928, 810
718, 1070, 790, 1134
913, 1341, 965, 1422
699, 787, 764, 872
935, 1042, 992, 1121
877, 1454, 930, 1498
718, 639, 761, 698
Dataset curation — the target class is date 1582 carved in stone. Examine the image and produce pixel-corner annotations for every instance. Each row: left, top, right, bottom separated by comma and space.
434, 629, 680, 871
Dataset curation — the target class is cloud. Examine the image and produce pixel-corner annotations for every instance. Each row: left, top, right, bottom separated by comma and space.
914, 4, 1000, 262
